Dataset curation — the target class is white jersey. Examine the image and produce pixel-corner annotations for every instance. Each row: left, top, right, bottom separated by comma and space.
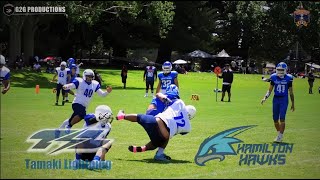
83, 121, 111, 140
0, 66, 10, 84
72, 77, 101, 108
155, 99, 191, 138
55, 67, 70, 85
80, 118, 112, 152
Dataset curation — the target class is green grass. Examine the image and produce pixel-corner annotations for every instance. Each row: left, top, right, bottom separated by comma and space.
1, 69, 320, 178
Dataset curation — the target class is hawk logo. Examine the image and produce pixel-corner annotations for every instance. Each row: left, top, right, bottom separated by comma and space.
26, 129, 113, 155
194, 125, 256, 166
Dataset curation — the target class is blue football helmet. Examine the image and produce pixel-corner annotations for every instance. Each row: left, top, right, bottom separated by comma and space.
68, 58, 75, 64
71, 63, 77, 69
276, 62, 287, 78
165, 84, 180, 99
162, 61, 172, 74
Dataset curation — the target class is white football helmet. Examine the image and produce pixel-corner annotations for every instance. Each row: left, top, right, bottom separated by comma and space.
60, 61, 67, 66
82, 69, 95, 81
0, 55, 5, 65
186, 105, 196, 120
95, 105, 113, 124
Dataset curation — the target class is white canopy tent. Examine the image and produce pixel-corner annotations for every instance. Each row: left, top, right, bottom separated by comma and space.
305, 62, 320, 74
173, 59, 187, 64
217, 49, 230, 57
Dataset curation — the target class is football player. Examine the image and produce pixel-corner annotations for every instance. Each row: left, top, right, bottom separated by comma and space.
0, 55, 10, 94
156, 61, 179, 94
143, 62, 157, 97
64, 64, 78, 101
58, 69, 112, 133
146, 84, 180, 116
115, 92, 196, 162
64, 105, 114, 170
261, 62, 295, 143
51, 61, 71, 105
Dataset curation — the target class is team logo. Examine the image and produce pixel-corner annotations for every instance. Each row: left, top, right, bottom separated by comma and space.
3, 4, 14, 16
26, 129, 114, 155
195, 125, 294, 166
293, 3, 310, 27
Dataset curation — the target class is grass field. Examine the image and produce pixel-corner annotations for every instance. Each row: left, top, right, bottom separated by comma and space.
1, 68, 320, 178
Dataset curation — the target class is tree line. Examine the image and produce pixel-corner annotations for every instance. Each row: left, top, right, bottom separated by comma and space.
0, 1, 319, 66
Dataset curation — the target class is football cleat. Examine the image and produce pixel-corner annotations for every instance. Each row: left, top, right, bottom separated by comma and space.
154, 153, 171, 162
273, 135, 282, 143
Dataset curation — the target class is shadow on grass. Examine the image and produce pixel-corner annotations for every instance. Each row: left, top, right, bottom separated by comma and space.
10, 70, 56, 89
9, 70, 145, 90
115, 158, 192, 164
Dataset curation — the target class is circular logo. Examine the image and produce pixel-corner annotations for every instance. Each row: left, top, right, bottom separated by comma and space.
3, 4, 14, 16
214, 66, 222, 75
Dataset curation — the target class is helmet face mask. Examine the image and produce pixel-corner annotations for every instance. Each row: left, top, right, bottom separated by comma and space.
276, 62, 287, 78
60, 61, 67, 70
162, 61, 172, 74
186, 105, 196, 120
95, 105, 113, 125
83, 69, 95, 82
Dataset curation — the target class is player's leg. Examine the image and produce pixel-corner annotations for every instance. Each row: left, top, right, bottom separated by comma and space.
146, 104, 159, 116
227, 85, 231, 102
308, 81, 313, 94
65, 90, 69, 102
145, 80, 150, 97
61, 89, 66, 105
55, 84, 62, 105
150, 80, 155, 97
69, 103, 86, 127
221, 85, 227, 101
272, 97, 282, 142
278, 98, 289, 141
128, 141, 157, 153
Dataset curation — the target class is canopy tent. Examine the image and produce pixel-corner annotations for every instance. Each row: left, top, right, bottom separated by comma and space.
217, 49, 230, 57
305, 62, 320, 69
266, 63, 275, 68
188, 50, 213, 58
173, 59, 187, 64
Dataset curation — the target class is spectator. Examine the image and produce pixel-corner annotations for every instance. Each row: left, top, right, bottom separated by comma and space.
218, 64, 234, 102
93, 69, 103, 85
121, 65, 128, 89
33, 62, 41, 73
307, 68, 315, 94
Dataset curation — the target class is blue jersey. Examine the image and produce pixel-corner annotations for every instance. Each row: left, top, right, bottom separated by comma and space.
270, 73, 293, 97
158, 71, 178, 91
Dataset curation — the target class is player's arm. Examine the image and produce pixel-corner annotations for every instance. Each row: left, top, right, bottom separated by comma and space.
51, 72, 57, 82
156, 78, 161, 93
96, 86, 112, 97
261, 84, 274, 105
143, 68, 147, 81
174, 77, 179, 89
288, 81, 295, 112
2, 79, 10, 94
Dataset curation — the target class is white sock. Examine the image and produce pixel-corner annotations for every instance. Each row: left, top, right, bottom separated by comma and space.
156, 147, 165, 156
59, 119, 70, 128
66, 97, 68, 100
277, 131, 280, 135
